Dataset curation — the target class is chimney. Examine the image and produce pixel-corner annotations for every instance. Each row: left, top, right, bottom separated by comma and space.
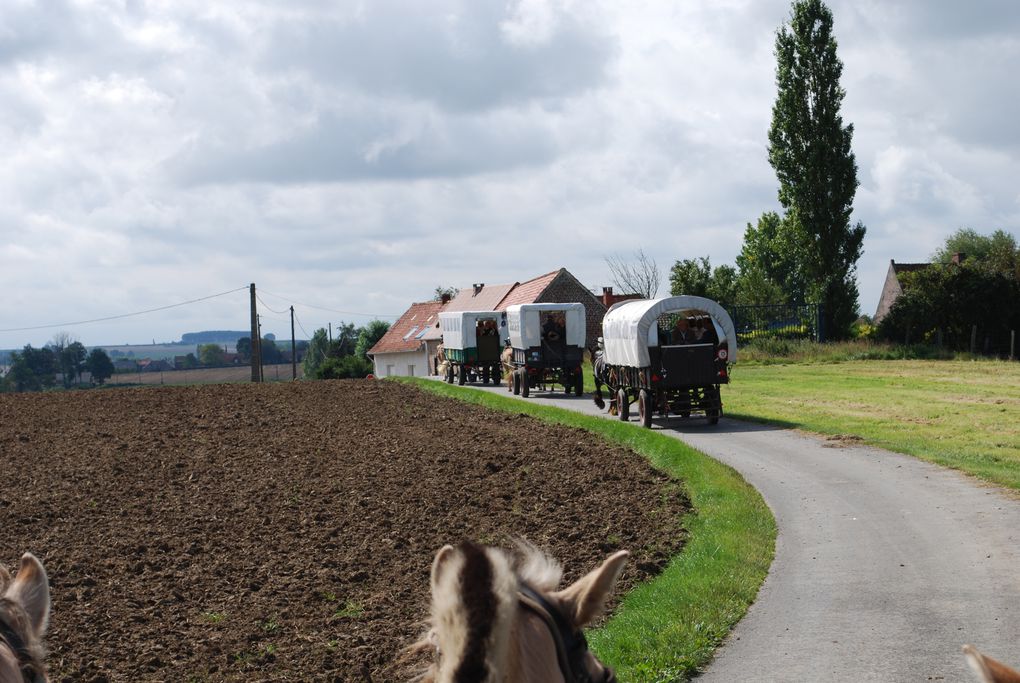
473, 283, 484, 296
602, 286, 614, 306
951, 252, 966, 264
441, 293, 451, 304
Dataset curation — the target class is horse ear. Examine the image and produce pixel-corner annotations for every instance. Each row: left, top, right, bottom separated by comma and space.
6, 553, 50, 638
430, 545, 458, 591
963, 644, 1020, 683
554, 550, 628, 628
0, 563, 10, 593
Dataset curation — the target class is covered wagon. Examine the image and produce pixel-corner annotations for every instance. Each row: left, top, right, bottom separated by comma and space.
599, 295, 736, 427
438, 310, 508, 385
505, 303, 586, 397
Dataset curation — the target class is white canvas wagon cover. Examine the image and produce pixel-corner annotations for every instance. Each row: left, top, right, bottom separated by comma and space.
506, 303, 586, 349
439, 310, 508, 351
602, 295, 737, 367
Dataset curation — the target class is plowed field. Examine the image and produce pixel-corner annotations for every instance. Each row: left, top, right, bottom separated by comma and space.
1, 380, 688, 682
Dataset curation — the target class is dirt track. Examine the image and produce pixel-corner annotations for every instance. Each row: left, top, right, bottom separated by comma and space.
1, 380, 688, 682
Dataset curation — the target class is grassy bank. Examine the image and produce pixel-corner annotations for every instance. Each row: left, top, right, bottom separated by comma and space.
401, 377, 775, 680
724, 359, 1020, 490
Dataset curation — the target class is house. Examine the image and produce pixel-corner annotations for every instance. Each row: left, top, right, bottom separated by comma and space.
369, 268, 610, 377
367, 300, 448, 378
874, 253, 964, 323
495, 268, 608, 347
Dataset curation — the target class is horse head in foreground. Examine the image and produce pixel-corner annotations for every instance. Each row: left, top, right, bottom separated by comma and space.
415, 542, 628, 683
964, 645, 1020, 683
0, 553, 50, 683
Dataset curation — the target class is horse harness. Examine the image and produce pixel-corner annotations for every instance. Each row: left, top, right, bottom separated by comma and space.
0, 602, 45, 683
517, 584, 616, 683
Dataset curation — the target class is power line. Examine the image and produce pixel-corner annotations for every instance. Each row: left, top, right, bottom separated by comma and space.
0, 286, 250, 333
254, 293, 290, 316
258, 288, 399, 319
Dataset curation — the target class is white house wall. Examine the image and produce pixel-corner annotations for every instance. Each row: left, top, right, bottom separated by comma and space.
372, 350, 429, 378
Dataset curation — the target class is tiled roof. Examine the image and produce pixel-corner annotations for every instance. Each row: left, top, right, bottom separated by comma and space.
496, 269, 561, 310
443, 283, 517, 312
368, 300, 447, 355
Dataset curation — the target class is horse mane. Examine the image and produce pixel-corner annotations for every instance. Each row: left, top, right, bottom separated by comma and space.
411, 541, 564, 683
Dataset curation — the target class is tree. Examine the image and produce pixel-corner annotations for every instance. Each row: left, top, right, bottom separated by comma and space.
315, 355, 373, 379
85, 348, 115, 385
605, 249, 661, 298
355, 320, 391, 359
236, 337, 252, 362
332, 322, 358, 357
198, 343, 225, 366
303, 328, 330, 377
736, 211, 808, 303
768, 0, 866, 338
433, 286, 458, 302
21, 345, 56, 389
933, 228, 1019, 279
59, 341, 87, 388
668, 257, 740, 304
260, 338, 282, 364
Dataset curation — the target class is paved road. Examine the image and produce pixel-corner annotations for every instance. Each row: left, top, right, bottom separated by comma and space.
445, 379, 1020, 681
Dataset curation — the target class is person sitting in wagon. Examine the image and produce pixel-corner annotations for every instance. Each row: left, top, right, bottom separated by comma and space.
541, 312, 566, 342
671, 317, 694, 344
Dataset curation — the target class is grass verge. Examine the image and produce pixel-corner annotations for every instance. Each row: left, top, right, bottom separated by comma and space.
724, 359, 1020, 490
400, 377, 775, 681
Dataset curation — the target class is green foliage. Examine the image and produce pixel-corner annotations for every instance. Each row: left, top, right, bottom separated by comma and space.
737, 338, 957, 365
768, 0, 865, 338
736, 211, 806, 303
879, 263, 1020, 352
355, 320, 390, 359
302, 328, 331, 377
315, 355, 372, 379
933, 228, 1019, 279
668, 257, 739, 304
332, 321, 358, 357
260, 338, 283, 364
235, 337, 252, 362
198, 343, 226, 366
85, 348, 115, 384
58, 341, 87, 387
433, 286, 458, 301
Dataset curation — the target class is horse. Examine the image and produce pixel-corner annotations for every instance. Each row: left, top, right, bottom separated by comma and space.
413, 541, 628, 683
1, 553, 50, 683
589, 346, 619, 415
964, 645, 1020, 682
500, 345, 515, 392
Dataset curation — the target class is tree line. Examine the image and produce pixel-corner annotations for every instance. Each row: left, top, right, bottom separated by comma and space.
2, 337, 115, 393
301, 320, 390, 379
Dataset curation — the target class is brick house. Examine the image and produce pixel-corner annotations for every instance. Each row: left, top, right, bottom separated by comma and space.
495, 269, 608, 348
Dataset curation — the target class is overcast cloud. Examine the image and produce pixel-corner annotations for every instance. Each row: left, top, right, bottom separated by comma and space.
1, 0, 1018, 348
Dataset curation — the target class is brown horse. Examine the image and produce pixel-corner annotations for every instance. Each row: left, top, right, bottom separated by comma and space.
413, 541, 627, 682
964, 645, 1020, 682
1, 553, 50, 683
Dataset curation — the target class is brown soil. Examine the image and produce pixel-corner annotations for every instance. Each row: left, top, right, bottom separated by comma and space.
1, 380, 689, 682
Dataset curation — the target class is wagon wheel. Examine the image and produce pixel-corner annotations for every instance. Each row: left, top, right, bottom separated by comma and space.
706, 385, 721, 425
494, 367, 502, 384
512, 369, 521, 395
482, 366, 490, 385
638, 389, 652, 429
521, 371, 530, 398
457, 366, 466, 385
445, 364, 454, 383
617, 387, 629, 421
573, 369, 583, 397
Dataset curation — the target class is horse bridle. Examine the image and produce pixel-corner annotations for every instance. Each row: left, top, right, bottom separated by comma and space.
517, 584, 615, 683
0, 603, 46, 683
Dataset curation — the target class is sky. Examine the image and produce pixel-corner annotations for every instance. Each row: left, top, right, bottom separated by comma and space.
1, 0, 1018, 349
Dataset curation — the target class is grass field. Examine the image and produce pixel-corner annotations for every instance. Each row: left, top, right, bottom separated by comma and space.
724, 359, 1020, 490
106, 363, 302, 385
404, 377, 775, 681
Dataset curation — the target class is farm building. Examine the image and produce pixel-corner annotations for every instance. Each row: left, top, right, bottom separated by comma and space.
367, 300, 447, 378
369, 268, 608, 377
873, 253, 964, 323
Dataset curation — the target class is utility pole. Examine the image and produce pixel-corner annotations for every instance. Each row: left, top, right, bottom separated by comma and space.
291, 306, 297, 380
328, 322, 332, 344
257, 315, 265, 382
250, 283, 260, 382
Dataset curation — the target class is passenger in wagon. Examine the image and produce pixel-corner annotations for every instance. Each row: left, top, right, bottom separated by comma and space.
542, 312, 565, 342
672, 317, 693, 344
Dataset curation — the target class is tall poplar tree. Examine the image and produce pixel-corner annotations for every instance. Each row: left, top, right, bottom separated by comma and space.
768, 0, 865, 338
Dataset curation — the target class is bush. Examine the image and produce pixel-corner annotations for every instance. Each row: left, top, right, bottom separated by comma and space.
315, 355, 373, 379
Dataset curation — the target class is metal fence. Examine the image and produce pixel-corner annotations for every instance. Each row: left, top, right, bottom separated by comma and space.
729, 303, 823, 344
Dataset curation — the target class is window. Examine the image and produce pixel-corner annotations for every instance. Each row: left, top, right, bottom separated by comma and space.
386, 364, 394, 377
407, 364, 415, 377
403, 326, 419, 340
